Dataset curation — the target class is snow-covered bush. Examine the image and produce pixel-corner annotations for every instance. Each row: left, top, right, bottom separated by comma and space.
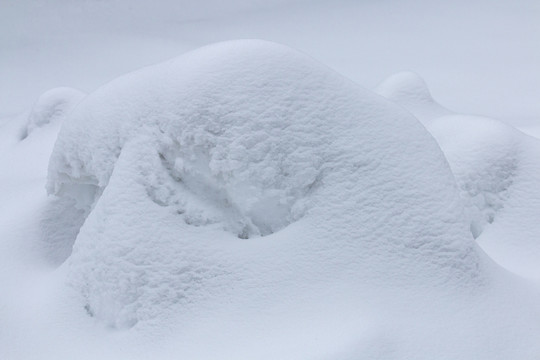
48, 40, 482, 328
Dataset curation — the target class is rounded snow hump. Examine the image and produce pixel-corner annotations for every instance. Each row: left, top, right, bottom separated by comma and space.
21, 87, 86, 140
377, 71, 540, 277
47, 40, 484, 328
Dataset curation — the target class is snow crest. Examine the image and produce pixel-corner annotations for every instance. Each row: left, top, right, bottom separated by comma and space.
48, 41, 481, 328
21, 87, 86, 140
375, 71, 451, 122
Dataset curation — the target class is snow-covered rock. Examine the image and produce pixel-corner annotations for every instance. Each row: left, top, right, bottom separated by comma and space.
47, 40, 483, 329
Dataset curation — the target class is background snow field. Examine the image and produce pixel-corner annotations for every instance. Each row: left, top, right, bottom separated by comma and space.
1, 1, 540, 360
1, 0, 539, 125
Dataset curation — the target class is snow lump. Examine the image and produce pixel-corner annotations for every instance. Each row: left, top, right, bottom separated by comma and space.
377, 71, 540, 277
48, 40, 483, 330
20, 87, 86, 140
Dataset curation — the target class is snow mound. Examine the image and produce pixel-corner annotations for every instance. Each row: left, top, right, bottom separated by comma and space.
432, 115, 540, 276
429, 115, 521, 238
20, 87, 86, 140
375, 71, 451, 122
377, 72, 520, 238
378, 71, 540, 277
48, 40, 481, 328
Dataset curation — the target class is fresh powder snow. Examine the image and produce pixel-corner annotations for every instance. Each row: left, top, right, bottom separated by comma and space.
2, 1, 540, 359
378, 71, 540, 279
47, 40, 481, 330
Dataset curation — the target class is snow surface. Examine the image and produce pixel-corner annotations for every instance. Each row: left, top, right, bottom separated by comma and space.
2, 39, 540, 360
377, 71, 540, 279
2, 1, 540, 359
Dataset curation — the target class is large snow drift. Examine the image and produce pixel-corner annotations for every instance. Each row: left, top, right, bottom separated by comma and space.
47, 40, 482, 329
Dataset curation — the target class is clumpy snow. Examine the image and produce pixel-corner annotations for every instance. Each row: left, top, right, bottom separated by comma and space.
0, 39, 536, 360
47, 40, 482, 331
2, 2, 540, 358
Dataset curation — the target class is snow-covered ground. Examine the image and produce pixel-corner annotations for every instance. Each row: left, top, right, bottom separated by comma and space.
2, 1, 540, 359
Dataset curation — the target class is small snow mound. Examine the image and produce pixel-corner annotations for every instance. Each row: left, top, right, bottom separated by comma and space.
20, 87, 86, 140
48, 40, 482, 327
429, 115, 521, 237
375, 71, 450, 122
376, 73, 521, 239
377, 70, 540, 275
376, 71, 433, 103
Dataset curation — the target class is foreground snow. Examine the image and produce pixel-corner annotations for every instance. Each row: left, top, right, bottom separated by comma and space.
1, 40, 540, 359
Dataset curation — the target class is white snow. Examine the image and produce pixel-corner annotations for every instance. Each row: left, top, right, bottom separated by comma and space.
20, 87, 86, 140
377, 71, 540, 279
2, 1, 540, 359
47, 40, 481, 329
375, 71, 451, 122
2, 0, 539, 126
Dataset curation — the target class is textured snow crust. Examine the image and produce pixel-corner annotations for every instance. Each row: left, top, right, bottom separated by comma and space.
378, 71, 540, 277
47, 40, 483, 329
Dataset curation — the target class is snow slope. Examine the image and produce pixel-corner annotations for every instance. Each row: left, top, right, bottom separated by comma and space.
378, 71, 540, 279
1, 40, 539, 360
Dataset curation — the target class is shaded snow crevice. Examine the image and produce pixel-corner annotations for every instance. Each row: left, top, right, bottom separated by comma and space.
39, 181, 102, 266
39, 195, 90, 266
461, 151, 519, 238
146, 136, 315, 239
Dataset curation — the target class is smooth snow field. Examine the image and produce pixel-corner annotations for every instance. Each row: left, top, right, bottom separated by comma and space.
2, 1, 540, 360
